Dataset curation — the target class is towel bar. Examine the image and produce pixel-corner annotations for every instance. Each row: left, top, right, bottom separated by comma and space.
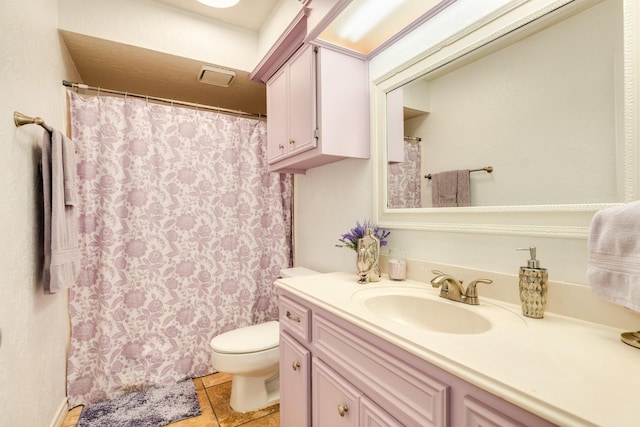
425, 166, 493, 180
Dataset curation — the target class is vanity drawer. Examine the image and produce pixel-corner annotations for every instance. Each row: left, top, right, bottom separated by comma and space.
313, 313, 448, 427
279, 295, 311, 343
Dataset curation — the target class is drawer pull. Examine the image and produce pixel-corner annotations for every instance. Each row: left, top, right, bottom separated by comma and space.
286, 310, 301, 323
278, 144, 284, 150
292, 361, 301, 371
289, 139, 295, 145
337, 404, 349, 417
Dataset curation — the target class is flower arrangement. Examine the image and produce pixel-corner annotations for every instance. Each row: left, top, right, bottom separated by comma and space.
336, 220, 390, 251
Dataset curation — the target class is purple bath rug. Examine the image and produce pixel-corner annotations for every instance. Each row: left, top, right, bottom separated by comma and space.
77, 379, 201, 427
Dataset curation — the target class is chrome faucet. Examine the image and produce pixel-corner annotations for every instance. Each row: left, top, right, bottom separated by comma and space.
430, 270, 492, 305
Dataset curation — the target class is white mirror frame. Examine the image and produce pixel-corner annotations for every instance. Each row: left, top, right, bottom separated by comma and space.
372, 0, 638, 239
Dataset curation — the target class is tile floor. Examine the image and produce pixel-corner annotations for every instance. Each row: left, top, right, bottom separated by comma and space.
61, 373, 280, 427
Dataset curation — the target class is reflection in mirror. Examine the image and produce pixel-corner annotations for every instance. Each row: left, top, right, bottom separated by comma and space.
386, 0, 623, 209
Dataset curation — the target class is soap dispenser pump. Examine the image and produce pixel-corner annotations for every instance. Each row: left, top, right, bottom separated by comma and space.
516, 247, 548, 318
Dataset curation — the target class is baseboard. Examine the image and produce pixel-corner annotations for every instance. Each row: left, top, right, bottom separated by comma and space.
50, 398, 68, 427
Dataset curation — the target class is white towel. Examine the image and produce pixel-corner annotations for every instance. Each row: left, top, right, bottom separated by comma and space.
588, 201, 640, 312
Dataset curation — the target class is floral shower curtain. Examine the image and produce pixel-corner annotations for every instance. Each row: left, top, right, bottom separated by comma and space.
387, 140, 421, 208
66, 91, 292, 406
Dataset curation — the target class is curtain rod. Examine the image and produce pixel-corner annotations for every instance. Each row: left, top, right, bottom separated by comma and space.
62, 80, 266, 120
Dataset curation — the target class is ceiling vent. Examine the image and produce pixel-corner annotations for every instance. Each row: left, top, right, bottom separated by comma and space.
199, 65, 236, 87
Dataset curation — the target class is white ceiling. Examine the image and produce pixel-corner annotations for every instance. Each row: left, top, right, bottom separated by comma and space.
152, 0, 280, 31
151, 0, 447, 55
318, 0, 444, 55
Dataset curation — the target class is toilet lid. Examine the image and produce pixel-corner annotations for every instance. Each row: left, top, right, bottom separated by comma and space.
210, 320, 279, 354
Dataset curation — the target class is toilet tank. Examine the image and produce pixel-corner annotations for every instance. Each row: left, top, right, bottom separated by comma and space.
279, 267, 319, 278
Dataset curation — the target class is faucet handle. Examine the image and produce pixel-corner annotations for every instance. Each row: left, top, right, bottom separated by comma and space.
464, 278, 493, 305
431, 270, 463, 281
430, 270, 444, 287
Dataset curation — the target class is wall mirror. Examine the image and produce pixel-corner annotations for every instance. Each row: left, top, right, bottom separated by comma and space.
373, 0, 638, 237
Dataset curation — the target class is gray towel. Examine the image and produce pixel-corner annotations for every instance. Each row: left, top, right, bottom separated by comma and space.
41, 125, 80, 294
456, 169, 470, 207
431, 169, 470, 207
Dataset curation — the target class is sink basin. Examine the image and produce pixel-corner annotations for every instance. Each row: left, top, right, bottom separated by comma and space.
354, 287, 493, 334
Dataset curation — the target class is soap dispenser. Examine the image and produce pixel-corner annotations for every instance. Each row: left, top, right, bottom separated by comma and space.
516, 247, 548, 318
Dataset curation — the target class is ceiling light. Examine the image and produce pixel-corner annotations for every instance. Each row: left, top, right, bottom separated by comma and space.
197, 0, 240, 8
338, 0, 406, 42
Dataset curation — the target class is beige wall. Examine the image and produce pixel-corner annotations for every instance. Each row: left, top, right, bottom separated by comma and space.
0, 1, 80, 426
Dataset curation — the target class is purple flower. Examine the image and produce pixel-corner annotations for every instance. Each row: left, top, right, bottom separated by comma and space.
336, 220, 390, 251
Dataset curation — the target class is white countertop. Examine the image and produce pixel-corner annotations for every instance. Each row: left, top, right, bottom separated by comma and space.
276, 272, 640, 427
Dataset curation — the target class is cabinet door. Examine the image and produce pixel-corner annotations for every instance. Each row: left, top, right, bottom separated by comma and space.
287, 44, 316, 156
313, 358, 360, 427
266, 65, 288, 164
462, 396, 528, 427
360, 396, 405, 427
386, 87, 405, 163
280, 332, 311, 427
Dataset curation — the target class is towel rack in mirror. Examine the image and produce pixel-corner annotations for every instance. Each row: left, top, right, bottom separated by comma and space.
425, 166, 493, 180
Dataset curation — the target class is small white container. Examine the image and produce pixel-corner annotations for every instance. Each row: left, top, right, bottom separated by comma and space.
388, 249, 407, 281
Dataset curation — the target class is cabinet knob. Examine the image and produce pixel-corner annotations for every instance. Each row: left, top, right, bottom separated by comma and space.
337, 404, 349, 417
286, 310, 301, 323
278, 144, 284, 150
289, 139, 295, 145
292, 361, 301, 371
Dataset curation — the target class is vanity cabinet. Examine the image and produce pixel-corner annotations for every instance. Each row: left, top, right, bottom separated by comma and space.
279, 295, 312, 427
462, 396, 531, 427
266, 44, 369, 174
280, 294, 404, 427
312, 358, 361, 427
280, 332, 311, 426
313, 358, 404, 427
278, 290, 557, 427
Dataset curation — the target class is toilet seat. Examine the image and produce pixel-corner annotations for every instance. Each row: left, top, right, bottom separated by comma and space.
210, 320, 279, 354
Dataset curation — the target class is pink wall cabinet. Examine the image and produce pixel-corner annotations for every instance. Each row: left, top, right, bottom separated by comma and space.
266, 44, 369, 174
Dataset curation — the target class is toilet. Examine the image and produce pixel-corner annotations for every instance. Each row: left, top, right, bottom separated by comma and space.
209, 267, 319, 413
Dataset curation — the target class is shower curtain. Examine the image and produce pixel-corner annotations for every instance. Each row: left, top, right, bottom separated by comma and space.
387, 140, 421, 208
66, 91, 292, 406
